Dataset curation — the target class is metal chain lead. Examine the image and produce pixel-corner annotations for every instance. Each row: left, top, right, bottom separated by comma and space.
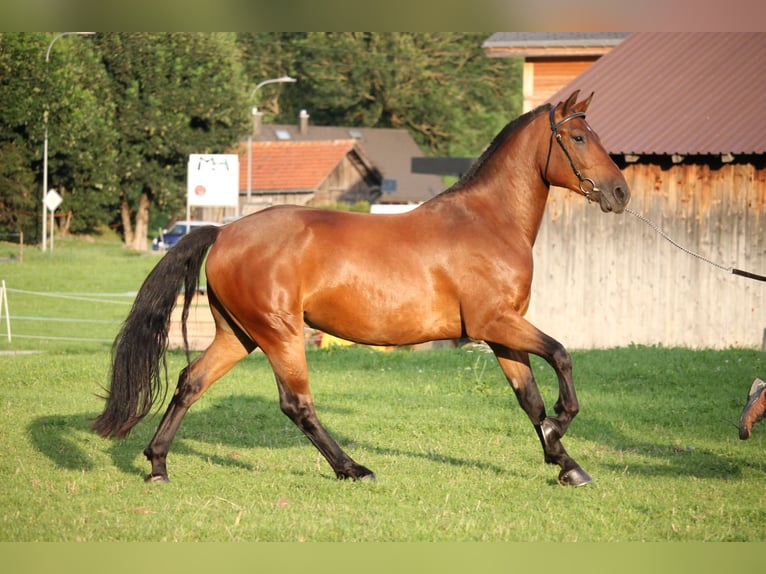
625, 207, 732, 273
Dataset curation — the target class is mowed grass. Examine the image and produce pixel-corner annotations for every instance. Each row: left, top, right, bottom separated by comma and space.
0, 238, 765, 542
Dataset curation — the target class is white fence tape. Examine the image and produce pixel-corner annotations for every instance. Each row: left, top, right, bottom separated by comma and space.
1, 282, 135, 343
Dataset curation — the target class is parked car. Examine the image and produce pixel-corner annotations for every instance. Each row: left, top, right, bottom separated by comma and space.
152, 220, 220, 251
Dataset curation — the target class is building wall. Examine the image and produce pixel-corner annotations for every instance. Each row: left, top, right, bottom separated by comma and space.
523, 58, 598, 112
526, 160, 766, 349
310, 156, 374, 205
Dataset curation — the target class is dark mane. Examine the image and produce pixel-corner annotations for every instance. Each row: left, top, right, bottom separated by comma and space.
445, 103, 551, 193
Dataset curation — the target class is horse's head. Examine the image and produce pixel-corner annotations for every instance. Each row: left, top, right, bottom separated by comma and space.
543, 91, 630, 213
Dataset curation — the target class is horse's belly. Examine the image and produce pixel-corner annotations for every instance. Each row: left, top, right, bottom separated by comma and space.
303, 289, 461, 346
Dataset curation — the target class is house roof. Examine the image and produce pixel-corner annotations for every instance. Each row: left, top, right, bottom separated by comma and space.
238, 139, 380, 192
252, 122, 444, 203
483, 32, 629, 57
546, 33, 766, 156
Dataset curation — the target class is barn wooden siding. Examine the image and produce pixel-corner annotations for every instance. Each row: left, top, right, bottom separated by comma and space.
523, 58, 598, 112
527, 159, 766, 349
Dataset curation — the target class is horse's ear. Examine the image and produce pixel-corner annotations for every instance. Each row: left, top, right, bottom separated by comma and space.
562, 90, 581, 114
574, 92, 594, 113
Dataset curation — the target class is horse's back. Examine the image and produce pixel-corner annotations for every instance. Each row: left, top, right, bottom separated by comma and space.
213, 205, 402, 262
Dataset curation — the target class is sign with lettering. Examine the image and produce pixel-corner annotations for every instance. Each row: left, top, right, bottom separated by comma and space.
187, 154, 239, 207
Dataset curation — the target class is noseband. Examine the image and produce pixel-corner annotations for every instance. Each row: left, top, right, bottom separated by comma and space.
544, 106, 597, 200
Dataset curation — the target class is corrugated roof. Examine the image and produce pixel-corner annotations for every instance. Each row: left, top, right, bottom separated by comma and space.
238, 140, 375, 192
546, 33, 766, 156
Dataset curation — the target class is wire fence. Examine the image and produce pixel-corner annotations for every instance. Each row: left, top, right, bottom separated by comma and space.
0, 282, 136, 344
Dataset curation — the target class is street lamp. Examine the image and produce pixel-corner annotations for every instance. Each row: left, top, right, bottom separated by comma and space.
250, 75, 297, 103
247, 76, 296, 199
42, 31, 95, 252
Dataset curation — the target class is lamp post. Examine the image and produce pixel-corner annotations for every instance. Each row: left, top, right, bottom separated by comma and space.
247, 76, 296, 199
42, 32, 95, 252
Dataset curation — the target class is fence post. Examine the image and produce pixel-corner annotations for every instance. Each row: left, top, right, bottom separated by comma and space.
1, 280, 10, 342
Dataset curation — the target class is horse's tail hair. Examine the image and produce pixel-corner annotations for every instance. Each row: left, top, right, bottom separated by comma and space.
92, 225, 222, 439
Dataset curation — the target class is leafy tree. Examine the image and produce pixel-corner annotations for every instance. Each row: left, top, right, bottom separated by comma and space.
45, 34, 119, 236
96, 33, 248, 250
0, 32, 118, 242
238, 33, 521, 157
0, 33, 48, 243
0, 140, 36, 242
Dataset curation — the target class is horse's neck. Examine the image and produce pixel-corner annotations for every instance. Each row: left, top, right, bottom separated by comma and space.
474, 178, 550, 246
427, 135, 550, 246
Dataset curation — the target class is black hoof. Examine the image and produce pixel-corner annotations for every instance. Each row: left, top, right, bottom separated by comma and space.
356, 471, 376, 482
337, 464, 376, 481
558, 467, 592, 487
348, 466, 376, 481
145, 473, 170, 484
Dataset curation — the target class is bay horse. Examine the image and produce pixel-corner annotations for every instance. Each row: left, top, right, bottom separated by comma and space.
93, 91, 629, 487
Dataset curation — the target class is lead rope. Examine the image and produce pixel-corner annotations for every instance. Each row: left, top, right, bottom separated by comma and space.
625, 207, 766, 282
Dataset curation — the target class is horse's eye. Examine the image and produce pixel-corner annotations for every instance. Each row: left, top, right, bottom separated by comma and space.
573, 135, 585, 144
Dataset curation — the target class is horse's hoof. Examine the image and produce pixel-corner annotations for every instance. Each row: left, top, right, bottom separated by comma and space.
145, 473, 170, 484
558, 467, 592, 487
357, 471, 376, 482
337, 465, 376, 481
350, 467, 376, 481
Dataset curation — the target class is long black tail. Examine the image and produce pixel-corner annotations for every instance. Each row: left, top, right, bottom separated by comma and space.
92, 225, 222, 438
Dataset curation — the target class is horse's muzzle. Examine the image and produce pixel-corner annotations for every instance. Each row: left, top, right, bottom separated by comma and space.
597, 182, 630, 213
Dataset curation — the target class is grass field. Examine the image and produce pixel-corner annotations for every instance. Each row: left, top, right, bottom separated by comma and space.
1, 238, 765, 542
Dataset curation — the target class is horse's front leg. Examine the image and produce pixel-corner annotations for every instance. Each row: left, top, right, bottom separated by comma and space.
490, 343, 591, 486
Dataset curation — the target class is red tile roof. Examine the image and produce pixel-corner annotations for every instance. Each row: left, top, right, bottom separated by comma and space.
238, 139, 366, 191
547, 33, 766, 156
252, 124, 444, 202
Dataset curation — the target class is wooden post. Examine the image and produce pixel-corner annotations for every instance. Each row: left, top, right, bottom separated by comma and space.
1, 280, 10, 342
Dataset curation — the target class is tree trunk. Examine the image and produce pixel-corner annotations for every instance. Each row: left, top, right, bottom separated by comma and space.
127, 191, 152, 252
119, 196, 133, 247
59, 211, 72, 237
120, 191, 153, 251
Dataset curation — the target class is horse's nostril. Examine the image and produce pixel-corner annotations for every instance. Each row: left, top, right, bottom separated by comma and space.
614, 186, 627, 204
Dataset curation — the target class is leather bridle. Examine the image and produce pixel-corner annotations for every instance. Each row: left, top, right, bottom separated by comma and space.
543, 105, 597, 200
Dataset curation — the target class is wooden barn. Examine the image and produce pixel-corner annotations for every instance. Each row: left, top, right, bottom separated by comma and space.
523, 33, 766, 349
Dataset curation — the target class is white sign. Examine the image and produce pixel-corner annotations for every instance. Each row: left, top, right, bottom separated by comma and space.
187, 154, 239, 207
44, 189, 63, 211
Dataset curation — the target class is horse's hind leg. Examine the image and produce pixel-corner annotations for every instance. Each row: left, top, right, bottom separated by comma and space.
143, 328, 252, 482
264, 337, 374, 480
489, 344, 592, 487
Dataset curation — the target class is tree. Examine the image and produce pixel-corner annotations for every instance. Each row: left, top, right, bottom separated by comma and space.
96, 33, 248, 251
0, 140, 36, 242
0, 33, 49, 243
0, 32, 118, 242
238, 33, 521, 157
45, 34, 120, 236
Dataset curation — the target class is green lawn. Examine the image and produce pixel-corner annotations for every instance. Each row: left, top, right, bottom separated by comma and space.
1, 344, 765, 541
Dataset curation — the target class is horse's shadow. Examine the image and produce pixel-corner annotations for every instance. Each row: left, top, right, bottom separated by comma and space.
29, 394, 286, 478
570, 413, 752, 481
29, 392, 752, 483
28, 393, 512, 480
